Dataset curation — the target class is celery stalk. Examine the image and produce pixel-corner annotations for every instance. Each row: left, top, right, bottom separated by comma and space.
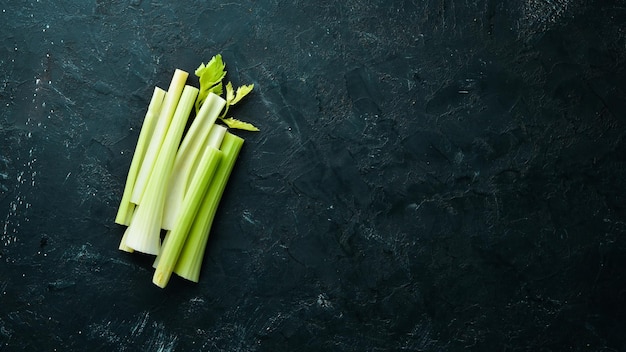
173, 132, 244, 282
161, 93, 226, 230
115, 87, 166, 226
153, 125, 226, 267
153, 145, 223, 288
130, 69, 188, 205
184, 125, 227, 204
125, 85, 198, 255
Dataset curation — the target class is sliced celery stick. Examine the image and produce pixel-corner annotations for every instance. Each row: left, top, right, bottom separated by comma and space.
176, 125, 226, 226
115, 87, 165, 226
177, 93, 226, 165
125, 85, 198, 255
154, 125, 226, 267
153, 145, 223, 288
187, 124, 227, 192
131, 69, 188, 205
173, 132, 244, 282
161, 93, 226, 230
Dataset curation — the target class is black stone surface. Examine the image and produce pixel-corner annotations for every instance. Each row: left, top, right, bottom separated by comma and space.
1, 0, 626, 351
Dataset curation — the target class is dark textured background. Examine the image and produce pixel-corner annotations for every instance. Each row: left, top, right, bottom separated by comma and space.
1, 0, 626, 351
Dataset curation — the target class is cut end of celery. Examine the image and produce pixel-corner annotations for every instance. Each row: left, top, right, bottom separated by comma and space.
124, 224, 161, 255
118, 227, 135, 253
123, 195, 164, 256
175, 267, 200, 283
152, 269, 172, 288
118, 242, 135, 253
114, 202, 135, 226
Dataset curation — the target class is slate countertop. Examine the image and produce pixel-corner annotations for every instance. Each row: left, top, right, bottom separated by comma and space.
1, 1, 625, 351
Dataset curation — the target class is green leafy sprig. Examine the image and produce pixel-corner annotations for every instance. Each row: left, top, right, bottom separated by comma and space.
195, 54, 258, 131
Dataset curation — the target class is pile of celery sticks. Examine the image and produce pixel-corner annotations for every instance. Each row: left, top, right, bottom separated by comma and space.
114, 55, 257, 288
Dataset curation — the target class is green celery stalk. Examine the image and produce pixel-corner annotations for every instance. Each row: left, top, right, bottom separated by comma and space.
125, 85, 198, 255
153, 144, 223, 288
161, 93, 226, 230
152, 125, 227, 267
130, 69, 188, 205
173, 132, 244, 282
188, 124, 227, 188
115, 87, 166, 226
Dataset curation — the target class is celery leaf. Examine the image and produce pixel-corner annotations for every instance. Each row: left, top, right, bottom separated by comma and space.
195, 55, 259, 131
231, 84, 254, 105
195, 54, 226, 85
220, 117, 260, 131
195, 54, 227, 113
225, 82, 235, 103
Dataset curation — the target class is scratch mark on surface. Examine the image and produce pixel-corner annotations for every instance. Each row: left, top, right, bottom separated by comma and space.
145, 321, 178, 352
131, 311, 150, 337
